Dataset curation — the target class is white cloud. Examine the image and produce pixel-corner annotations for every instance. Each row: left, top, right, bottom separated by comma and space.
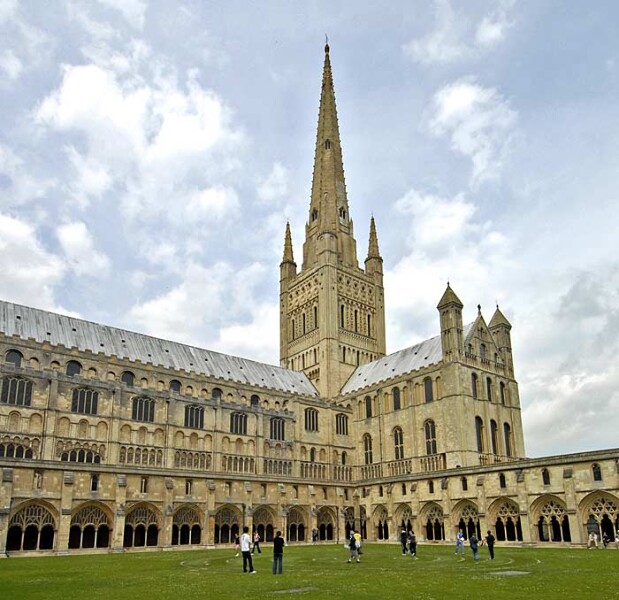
56, 221, 111, 278
404, 0, 514, 65
66, 146, 112, 208
0, 49, 23, 81
257, 162, 290, 206
0, 213, 65, 309
186, 186, 239, 222
96, 0, 147, 30
427, 79, 517, 183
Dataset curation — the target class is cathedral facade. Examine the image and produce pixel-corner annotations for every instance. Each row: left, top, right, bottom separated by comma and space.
0, 45, 617, 556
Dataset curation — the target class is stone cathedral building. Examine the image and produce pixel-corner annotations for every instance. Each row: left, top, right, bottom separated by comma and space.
0, 44, 617, 556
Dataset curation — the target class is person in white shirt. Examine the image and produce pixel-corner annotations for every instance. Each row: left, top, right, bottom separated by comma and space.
241, 526, 256, 573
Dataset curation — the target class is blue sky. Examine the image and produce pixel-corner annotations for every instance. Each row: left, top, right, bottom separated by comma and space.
1, 0, 618, 457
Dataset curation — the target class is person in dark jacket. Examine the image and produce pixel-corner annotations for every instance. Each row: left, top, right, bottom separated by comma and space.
400, 529, 408, 554
347, 530, 360, 563
408, 530, 417, 557
469, 534, 479, 561
272, 530, 285, 574
484, 530, 496, 560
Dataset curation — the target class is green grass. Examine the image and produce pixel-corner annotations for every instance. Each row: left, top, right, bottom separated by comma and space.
0, 544, 615, 600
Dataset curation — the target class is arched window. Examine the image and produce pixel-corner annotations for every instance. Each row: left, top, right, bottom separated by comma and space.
60, 449, 102, 464
302, 313, 306, 335
542, 468, 551, 486
424, 377, 433, 403
471, 373, 478, 399
230, 412, 247, 435
424, 420, 437, 455
212, 388, 222, 400
250, 394, 260, 407
91, 474, 99, 492
325, 139, 331, 149
475, 416, 484, 453
71, 388, 98, 415
5, 349, 23, 367
335, 413, 348, 436
341, 451, 347, 465
354, 310, 358, 333
66, 360, 82, 377
169, 380, 181, 393
132, 397, 155, 423
499, 473, 506, 488
304, 408, 319, 432
461, 477, 468, 491
121, 371, 135, 387
340, 305, 345, 327
314, 306, 318, 327
479, 344, 487, 360
367, 314, 371, 336
500, 382, 506, 405
486, 377, 493, 401
503, 423, 512, 457
270, 417, 285, 441
363, 434, 373, 465
185, 405, 204, 429
393, 427, 404, 460
1, 376, 33, 406
490, 420, 498, 455
392, 387, 401, 411
592, 463, 602, 481
311, 208, 318, 221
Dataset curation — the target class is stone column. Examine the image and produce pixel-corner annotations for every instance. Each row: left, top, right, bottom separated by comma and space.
111, 474, 127, 552
56, 471, 75, 554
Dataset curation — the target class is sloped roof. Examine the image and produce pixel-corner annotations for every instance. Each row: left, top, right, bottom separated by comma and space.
341, 323, 474, 395
0, 300, 318, 397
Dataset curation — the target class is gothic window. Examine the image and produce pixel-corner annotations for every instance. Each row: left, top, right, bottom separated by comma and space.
230, 412, 247, 435
140, 477, 148, 493
60, 449, 102, 463
471, 373, 478, 399
367, 314, 371, 336
169, 380, 181, 393
132, 397, 155, 423
475, 416, 484, 453
7, 504, 56, 551
302, 313, 306, 334
365, 396, 372, 418
499, 473, 506, 488
212, 388, 222, 400
486, 377, 493, 401
393, 427, 404, 460
393, 387, 401, 411
504, 423, 513, 457
314, 305, 318, 327
424, 377, 433, 403
91, 474, 99, 492
338, 206, 346, 220
185, 480, 193, 495
251, 394, 260, 407
5, 349, 23, 367
500, 382, 506, 405
428, 481, 434, 494
1, 376, 33, 406
311, 208, 318, 221
402, 483, 406, 495
378, 485, 383, 497
542, 468, 551, 485
66, 360, 82, 377
340, 305, 344, 327
71, 388, 98, 415
0, 442, 34, 459
479, 344, 487, 360
335, 413, 348, 436
291, 319, 295, 340
305, 407, 319, 432
325, 139, 331, 149
342, 346, 346, 362
185, 405, 204, 429
121, 371, 135, 387
354, 310, 358, 332
363, 434, 373, 465
490, 420, 499, 455
270, 417, 285, 441
592, 463, 602, 481
310, 448, 316, 462
424, 420, 437, 455
341, 451, 347, 465
461, 477, 468, 491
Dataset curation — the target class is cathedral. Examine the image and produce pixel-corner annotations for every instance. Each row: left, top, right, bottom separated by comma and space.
0, 43, 617, 555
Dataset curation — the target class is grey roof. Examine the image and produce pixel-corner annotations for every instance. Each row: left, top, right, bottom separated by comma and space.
0, 300, 318, 397
341, 323, 474, 395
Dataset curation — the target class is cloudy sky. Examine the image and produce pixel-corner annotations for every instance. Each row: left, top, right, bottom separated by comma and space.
1, 0, 618, 457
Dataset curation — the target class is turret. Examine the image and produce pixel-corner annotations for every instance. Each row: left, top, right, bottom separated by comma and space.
437, 283, 464, 361
280, 222, 297, 282
364, 216, 383, 275
489, 305, 514, 374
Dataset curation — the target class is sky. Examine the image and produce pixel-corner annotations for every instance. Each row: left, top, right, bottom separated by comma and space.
1, 0, 618, 458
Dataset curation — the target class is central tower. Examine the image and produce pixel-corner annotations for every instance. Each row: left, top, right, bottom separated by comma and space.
280, 43, 386, 399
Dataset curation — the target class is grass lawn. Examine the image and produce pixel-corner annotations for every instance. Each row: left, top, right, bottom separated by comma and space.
0, 544, 615, 600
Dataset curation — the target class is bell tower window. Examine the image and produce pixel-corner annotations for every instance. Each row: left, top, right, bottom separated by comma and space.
324, 139, 331, 149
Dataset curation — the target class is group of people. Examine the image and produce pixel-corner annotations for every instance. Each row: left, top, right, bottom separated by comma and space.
233, 528, 286, 574
454, 529, 495, 561
347, 529, 363, 563
399, 529, 418, 557
588, 530, 619, 549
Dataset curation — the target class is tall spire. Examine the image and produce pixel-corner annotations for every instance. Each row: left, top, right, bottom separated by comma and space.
367, 216, 381, 259
303, 41, 357, 269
